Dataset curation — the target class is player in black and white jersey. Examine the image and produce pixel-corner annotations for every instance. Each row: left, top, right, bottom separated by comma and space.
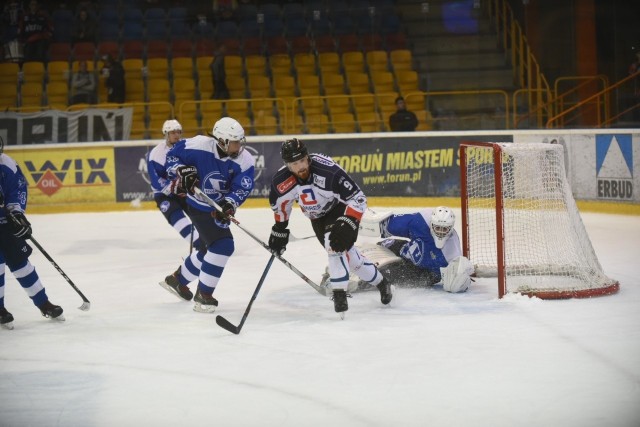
267, 138, 392, 316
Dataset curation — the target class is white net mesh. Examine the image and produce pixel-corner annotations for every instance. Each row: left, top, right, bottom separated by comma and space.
462, 142, 619, 299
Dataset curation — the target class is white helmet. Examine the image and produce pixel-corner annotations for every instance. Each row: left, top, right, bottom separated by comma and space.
430, 206, 455, 249
211, 117, 246, 158
162, 119, 182, 136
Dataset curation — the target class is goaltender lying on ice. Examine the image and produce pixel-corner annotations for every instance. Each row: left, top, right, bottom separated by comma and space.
320, 207, 475, 294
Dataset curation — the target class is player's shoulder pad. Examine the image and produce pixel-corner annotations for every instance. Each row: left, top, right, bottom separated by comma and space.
272, 167, 297, 195
184, 135, 215, 152
232, 149, 255, 171
148, 142, 168, 163
0, 153, 19, 173
310, 153, 336, 167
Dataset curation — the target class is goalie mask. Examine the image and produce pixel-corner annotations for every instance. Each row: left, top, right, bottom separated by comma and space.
211, 117, 246, 159
430, 206, 455, 249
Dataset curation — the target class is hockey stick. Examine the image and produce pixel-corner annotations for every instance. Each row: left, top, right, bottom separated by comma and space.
28, 236, 91, 311
216, 254, 275, 334
289, 233, 315, 242
192, 187, 327, 296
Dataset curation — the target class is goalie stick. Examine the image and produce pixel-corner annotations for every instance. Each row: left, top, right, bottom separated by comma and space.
193, 188, 327, 296
216, 254, 275, 334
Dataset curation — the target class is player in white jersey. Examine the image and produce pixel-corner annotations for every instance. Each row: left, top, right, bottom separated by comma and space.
350, 207, 474, 293
0, 137, 64, 330
267, 138, 392, 317
157, 117, 255, 313
147, 119, 201, 250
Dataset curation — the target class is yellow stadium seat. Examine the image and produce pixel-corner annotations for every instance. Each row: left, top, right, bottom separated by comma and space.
245, 55, 267, 76
20, 82, 44, 107
300, 97, 325, 116
326, 96, 352, 115
331, 112, 357, 133
46, 81, 69, 106
396, 70, 420, 95
180, 116, 202, 135
172, 78, 196, 103
146, 58, 170, 80
371, 71, 395, 93
357, 111, 383, 132
224, 55, 244, 76
226, 76, 247, 98
366, 50, 389, 73
125, 78, 145, 102
147, 78, 171, 102
253, 112, 279, 135
342, 52, 365, 74
318, 52, 340, 75
172, 57, 195, 80
47, 61, 70, 84
298, 74, 320, 97
390, 49, 413, 72
273, 75, 296, 97
200, 101, 225, 123
305, 113, 330, 134
21, 61, 45, 83
0, 62, 20, 84
122, 58, 144, 80
269, 54, 292, 76
195, 56, 213, 76
322, 73, 345, 95
293, 53, 316, 76
415, 109, 434, 131
247, 75, 271, 98
347, 72, 371, 94
0, 83, 18, 107
351, 94, 376, 112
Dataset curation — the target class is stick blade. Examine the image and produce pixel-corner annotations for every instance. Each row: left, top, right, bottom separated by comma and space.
216, 315, 241, 334
78, 301, 91, 311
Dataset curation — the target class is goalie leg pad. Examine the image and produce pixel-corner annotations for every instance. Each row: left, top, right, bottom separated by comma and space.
440, 256, 474, 293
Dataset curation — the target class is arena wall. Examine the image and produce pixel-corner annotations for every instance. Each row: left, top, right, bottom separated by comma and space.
5, 129, 639, 215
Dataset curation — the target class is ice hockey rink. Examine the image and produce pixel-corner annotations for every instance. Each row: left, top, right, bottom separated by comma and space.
1, 206, 639, 427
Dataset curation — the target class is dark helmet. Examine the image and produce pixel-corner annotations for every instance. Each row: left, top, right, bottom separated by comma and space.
281, 138, 308, 163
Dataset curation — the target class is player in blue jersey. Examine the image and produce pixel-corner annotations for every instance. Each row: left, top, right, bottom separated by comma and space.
0, 137, 64, 330
350, 207, 474, 293
267, 138, 392, 317
147, 119, 201, 250
157, 117, 255, 313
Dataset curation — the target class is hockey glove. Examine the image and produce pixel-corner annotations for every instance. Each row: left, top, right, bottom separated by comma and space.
212, 199, 236, 224
8, 210, 32, 239
329, 215, 359, 253
177, 165, 199, 195
166, 177, 187, 197
268, 222, 290, 255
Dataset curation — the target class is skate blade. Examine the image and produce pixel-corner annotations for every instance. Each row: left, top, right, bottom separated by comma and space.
339, 312, 345, 320
1, 322, 14, 330
158, 280, 191, 301
193, 302, 217, 313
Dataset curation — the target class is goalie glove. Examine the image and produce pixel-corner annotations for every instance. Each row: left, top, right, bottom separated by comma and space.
8, 210, 32, 239
440, 256, 474, 293
176, 165, 199, 195
329, 215, 359, 253
212, 198, 236, 224
268, 222, 290, 255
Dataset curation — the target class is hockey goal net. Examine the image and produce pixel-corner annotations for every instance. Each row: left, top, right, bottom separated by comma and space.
459, 141, 619, 299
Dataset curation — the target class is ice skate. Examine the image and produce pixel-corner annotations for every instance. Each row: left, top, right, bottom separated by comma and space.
1, 307, 14, 330
159, 268, 193, 301
193, 288, 218, 313
331, 289, 349, 319
39, 301, 65, 321
377, 277, 393, 305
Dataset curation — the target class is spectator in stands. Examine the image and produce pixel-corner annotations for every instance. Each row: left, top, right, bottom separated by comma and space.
71, 8, 96, 44
192, 13, 214, 39
210, 44, 230, 100
389, 96, 418, 131
101, 54, 125, 104
1, 0, 23, 62
70, 60, 96, 105
18, 0, 53, 63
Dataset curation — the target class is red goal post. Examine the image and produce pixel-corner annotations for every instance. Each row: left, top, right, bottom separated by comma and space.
459, 141, 619, 299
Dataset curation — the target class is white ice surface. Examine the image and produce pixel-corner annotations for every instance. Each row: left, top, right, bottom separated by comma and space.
1, 207, 639, 427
